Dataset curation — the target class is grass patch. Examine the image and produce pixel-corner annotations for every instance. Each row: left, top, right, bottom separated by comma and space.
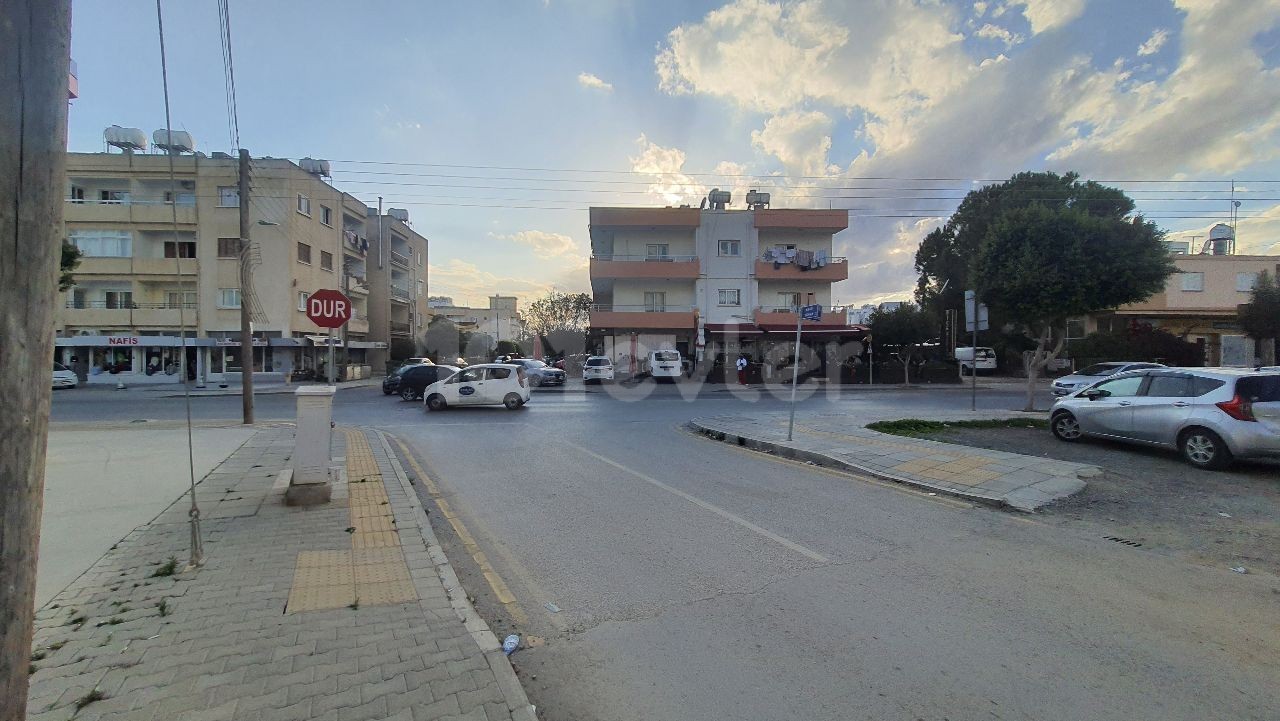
157, 599, 170, 617
150, 556, 178, 578
73, 688, 107, 713
867, 418, 1048, 438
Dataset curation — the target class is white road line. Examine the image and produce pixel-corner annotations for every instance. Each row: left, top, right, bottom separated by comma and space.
562, 441, 831, 564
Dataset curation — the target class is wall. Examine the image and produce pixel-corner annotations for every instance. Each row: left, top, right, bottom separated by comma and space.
1122, 255, 1280, 312
696, 210, 757, 325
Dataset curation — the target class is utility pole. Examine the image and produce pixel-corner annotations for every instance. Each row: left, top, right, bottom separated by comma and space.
0, 2, 71, 717
238, 148, 254, 423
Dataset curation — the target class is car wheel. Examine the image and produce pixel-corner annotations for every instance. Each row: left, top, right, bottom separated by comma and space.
383, 388, 394, 395
503, 393, 523, 410
426, 394, 447, 411
1050, 412, 1082, 442
1179, 428, 1232, 470
399, 386, 418, 401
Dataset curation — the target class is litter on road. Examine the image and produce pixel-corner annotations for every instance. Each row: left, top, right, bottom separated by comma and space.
504, 633, 521, 655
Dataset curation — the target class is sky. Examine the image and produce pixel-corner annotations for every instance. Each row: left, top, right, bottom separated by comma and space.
67, 0, 1280, 308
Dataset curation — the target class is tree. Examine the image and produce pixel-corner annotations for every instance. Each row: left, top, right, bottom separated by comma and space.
1238, 270, 1280, 366
868, 303, 933, 384
970, 186, 1174, 409
524, 291, 591, 337
1069, 325, 1204, 368
495, 339, 522, 357
423, 315, 460, 363
388, 337, 416, 365
59, 240, 81, 291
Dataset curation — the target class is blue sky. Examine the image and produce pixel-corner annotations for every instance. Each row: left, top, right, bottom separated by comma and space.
68, 0, 1280, 307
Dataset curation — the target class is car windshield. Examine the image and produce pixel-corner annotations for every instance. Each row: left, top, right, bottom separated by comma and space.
655, 351, 680, 361
523, 360, 546, 368
1077, 363, 1127, 376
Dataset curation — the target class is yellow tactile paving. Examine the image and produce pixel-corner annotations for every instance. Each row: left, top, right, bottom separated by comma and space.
351, 530, 401, 549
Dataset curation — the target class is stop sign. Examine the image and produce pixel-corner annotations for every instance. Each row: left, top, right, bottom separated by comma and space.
306, 289, 352, 328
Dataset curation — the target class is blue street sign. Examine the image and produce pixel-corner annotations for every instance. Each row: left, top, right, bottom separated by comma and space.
800, 304, 823, 321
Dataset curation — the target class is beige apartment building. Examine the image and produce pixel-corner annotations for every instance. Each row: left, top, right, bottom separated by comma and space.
364, 207, 431, 367
56, 151, 428, 384
1082, 253, 1280, 366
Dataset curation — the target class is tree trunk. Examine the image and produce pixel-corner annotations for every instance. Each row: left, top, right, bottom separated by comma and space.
902, 357, 911, 385
1261, 338, 1277, 367
0, 2, 71, 718
1024, 351, 1040, 412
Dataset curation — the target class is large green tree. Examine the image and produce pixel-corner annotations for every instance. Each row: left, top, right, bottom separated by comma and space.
59, 240, 81, 291
868, 303, 934, 385
524, 291, 592, 357
1238, 270, 1279, 366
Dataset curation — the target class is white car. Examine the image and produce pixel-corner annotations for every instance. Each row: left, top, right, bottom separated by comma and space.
645, 350, 683, 380
423, 363, 530, 411
582, 356, 614, 383
1052, 361, 1166, 396
53, 362, 78, 389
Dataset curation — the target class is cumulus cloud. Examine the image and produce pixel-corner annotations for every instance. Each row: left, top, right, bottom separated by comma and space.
628, 134, 708, 204
490, 230, 579, 258
974, 23, 1023, 47
577, 72, 613, 92
1007, 0, 1086, 35
1137, 28, 1169, 56
750, 110, 835, 176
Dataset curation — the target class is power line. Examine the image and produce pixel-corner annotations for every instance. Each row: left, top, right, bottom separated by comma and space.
216, 0, 240, 152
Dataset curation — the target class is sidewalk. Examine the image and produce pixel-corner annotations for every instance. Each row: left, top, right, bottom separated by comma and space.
691, 411, 1099, 511
27, 425, 534, 721
72, 378, 385, 397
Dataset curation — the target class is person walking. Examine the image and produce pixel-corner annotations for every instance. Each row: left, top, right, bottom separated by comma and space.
736, 354, 748, 385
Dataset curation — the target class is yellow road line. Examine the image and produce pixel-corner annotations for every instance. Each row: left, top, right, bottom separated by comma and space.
389, 436, 528, 625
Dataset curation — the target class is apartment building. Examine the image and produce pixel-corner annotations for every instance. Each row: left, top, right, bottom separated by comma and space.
1082, 253, 1280, 366
588, 200, 863, 376
55, 149, 425, 384
427, 295, 523, 343
364, 207, 430, 370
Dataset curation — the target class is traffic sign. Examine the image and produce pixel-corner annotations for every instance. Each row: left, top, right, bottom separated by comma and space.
964, 290, 989, 332
306, 289, 352, 329
800, 304, 823, 321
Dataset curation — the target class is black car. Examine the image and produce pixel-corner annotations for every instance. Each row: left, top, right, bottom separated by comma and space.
386, 364, 459, 400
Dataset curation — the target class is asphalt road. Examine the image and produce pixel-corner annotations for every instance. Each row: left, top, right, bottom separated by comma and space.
49, 384, 1280, 720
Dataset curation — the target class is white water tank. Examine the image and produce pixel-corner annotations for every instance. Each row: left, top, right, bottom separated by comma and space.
105, 126, 147, 151
708, 189, 731, 209
387, 208, 410, 223
299, 158, 331, 177
152, 129, 195, 153
746, 190, 770, 209
1208, 223, 1234, 255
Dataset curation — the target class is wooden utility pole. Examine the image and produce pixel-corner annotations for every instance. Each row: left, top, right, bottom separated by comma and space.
0, 2, 72, 718
238, 148, 254, 423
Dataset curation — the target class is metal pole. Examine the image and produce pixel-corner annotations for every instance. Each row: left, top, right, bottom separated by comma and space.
328, 328, 336, 385
787, 316, 803, 441
237, 148, 254, 423
971, 317, 978, 411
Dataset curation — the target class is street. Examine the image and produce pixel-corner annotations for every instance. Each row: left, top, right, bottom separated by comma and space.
48, 384, 1280, 721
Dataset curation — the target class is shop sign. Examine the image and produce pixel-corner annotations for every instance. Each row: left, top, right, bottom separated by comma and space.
108, 336, 139, 346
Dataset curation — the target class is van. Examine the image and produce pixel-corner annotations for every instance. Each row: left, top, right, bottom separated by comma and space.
645, 349, 683, 380
954, 346, 997, 375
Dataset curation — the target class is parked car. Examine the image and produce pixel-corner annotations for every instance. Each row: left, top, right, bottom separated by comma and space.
392, 364, 459, 401
643, 349, 683, 380
423, 363, 530, 410
1051, 361, 1166, 396
1049, 368, 1280, 469
383, 360, 433, 394
509, 359, 566, 387
954, 346, 997, 375
582, 355, 614, 383
52, 362, 78, 389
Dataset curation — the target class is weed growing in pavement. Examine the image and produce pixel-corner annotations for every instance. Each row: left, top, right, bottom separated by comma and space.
48, 640, 66, 651
67, 615, 87, 630
867, 418, 1048, 438
95, 617, 123, 627
31, 650, 46, 662
157, 599, 170, 617
150, 556, 178, 578
73, 688, 107, 712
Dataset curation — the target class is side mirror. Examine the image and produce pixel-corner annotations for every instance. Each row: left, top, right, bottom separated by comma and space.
1083, 388, 1105, 401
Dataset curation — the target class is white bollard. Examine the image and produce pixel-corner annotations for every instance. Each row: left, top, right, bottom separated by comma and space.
286, 385, 335, 506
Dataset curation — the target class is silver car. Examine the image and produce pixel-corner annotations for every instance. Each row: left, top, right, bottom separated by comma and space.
1049, 368, 1280, 469
1051, 361, 1166, 396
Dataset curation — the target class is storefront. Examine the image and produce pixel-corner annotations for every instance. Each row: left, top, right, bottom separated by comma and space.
701, 323, 869, 383
55, 335, 213, 385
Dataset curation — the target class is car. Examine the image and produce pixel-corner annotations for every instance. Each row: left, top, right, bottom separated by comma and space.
509, 359, 566, 387
423, 363, 530, 411
1051, 361, 1166, 396
393, 364, 459, 401
53, 362, 78, 389
954, 346, 997, 375
1049, 367, 1280, 469
382, 360, 433, 394
582, 355, 614, 383
644, 349, 683, 380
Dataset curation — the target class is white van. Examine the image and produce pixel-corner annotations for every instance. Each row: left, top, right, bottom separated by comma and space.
954, 346, 997, 375
645, 350, 683, 380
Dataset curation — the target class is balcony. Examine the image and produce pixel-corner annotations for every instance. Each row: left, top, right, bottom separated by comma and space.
390, 250, 410, 267
346, 279, 370, 296
390, 286, 410, 303
62, 301, 196, 327
390, 321, 412, 336
347, 316, 369, 335
590, 255, 700, 280
753, 306, 854, 330
64, 199, 197, 226
755, 257, 848, 281
589, 304, 698, 330
75, 257, 198, 277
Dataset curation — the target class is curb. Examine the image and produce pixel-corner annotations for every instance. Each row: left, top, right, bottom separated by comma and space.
374, 430, 538, 721
687, 419, 1017, 510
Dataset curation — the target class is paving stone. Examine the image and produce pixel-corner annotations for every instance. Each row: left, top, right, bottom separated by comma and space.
412, 696, 462, 721
336, 696, 388, 721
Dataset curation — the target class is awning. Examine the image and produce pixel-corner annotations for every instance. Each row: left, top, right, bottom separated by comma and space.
347, 341, 388, 349
269, 337, 306, 347
56, 335, 214, 347
306, 335, 344, 347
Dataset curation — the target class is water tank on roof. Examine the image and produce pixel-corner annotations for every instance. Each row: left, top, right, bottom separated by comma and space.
104, 126, 147, 151
746, 190, 770, 209
299, 157, 331, 177
708, 189, 731, 210
387, 208, 410, 223
1208, 223, 1234, 255
152, 129, 195, 153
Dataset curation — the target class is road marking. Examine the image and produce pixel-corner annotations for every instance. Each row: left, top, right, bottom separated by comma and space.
562, 441, 831, 564
389, 436, 528, 625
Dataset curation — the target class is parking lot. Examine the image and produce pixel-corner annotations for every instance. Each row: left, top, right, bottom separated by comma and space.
931, 424, 1280, 576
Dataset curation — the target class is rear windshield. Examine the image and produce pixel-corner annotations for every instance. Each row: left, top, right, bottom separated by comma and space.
1078, 363, 1125, 376
586, 357, 610, 366
1237, 375, 1280, 402
523, 360, 546, 368
655, 351, 680, 361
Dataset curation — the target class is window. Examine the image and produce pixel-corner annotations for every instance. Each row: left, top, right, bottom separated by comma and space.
320, 205, 333, 226
217, 237, 242, 258
104, 290, 133, 309
297, 194, 311, 216
218, 186, 240, 207
70, 288, 87, 308
320, 251, 334, 271
718, 240, 740, 256
1092, 375, 1144, 397
1145, 375, 1193, 398
1180, 272, 1204, 291
164, 191, 195, 206
417, 279, 424, 297
164, 240, 196, 258
297, 291, 310, 312
98, 189, 130, 204
1236, 272, 1258, 292
643, 291, 666, 312
645, 244, 670, 260
486, 367, 512, 380
297, 242, 312, 264
448, 368, 482, 384
166, 290, 196, 308
1192, 376, 1226, 397
69, 230, 131, 257
718, 289, 741, 306
218, 288, 242, 308
69, 186, 85, 202
779, 292, 802, 310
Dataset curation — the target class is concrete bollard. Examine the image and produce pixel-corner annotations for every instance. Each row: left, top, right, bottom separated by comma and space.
286, 385, 335, 506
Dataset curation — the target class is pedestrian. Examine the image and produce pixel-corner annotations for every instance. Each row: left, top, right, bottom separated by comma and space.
736, 354, 748, 385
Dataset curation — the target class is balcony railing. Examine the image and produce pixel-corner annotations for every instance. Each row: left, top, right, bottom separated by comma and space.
589, 304, 696, 313
389, 321, 411, 334
759, 254, 846, 264
592, 254, 698, 262
390, 250, 410, 266
390, 286, 410, 301
66, 301, 197, 309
